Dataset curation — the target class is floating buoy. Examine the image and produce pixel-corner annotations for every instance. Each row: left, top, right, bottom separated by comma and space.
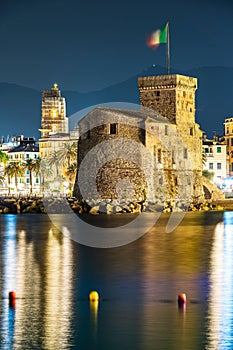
89, 291, 99, 302
178, 293, 187, 304
9, 291, 16, 307
9, 291, 16, 301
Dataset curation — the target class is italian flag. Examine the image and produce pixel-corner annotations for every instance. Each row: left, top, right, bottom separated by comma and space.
147, 23, 168, 50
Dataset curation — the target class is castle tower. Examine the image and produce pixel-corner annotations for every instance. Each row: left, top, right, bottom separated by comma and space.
138, 74, 197, 125
40, 83, 68, 138
138, 74, 203, 198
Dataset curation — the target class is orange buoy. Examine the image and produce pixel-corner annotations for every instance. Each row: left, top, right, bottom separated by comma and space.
9, 291, 16, 301
89, 291, 99, 302
178, 293, 187, 304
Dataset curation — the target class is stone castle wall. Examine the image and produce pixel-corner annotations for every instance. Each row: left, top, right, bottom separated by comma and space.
73, 117, 148, 202
138, 74, 203, 199
74, 74, 205, 205
138, 74, 197, 124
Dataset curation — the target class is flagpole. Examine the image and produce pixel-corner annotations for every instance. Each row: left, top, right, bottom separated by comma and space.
167, 22, 170, 74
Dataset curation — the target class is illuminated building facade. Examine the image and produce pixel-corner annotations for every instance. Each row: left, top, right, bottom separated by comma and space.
202, 138, 227, 187
40, 83, 68, 138
224, 117, 233, 176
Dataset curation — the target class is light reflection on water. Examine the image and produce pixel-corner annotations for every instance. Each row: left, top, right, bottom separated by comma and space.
206, 212, 233, 350
0, 212, 233, 349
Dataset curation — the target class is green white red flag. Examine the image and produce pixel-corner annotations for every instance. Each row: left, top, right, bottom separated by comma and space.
147, 23, 168, 50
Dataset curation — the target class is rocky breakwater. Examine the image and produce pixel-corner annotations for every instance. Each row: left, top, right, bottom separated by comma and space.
0, 197, 230, 215
0, 197, 46, 214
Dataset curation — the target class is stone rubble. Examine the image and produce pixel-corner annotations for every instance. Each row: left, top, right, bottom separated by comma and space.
0, 196, 228, 214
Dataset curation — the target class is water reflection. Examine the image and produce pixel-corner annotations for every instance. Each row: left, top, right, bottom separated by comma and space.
1, 215, 17, 350
0, 215, 73, 350
0, 212, 231, 350
207, 212, 233, 349
43, 227, 73, 350
90, 300, 99, 347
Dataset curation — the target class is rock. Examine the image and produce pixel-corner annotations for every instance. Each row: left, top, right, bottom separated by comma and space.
89, 206, 100, 215
114, 205, 123, 213
131, 203, 142, 213
106, 204, 114, 214
123, 205, 131, 213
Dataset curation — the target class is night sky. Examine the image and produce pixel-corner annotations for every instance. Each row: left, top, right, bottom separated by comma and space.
0, 0, 232, 92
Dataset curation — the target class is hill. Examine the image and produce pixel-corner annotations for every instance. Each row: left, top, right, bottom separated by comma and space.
0, 66, 232, 139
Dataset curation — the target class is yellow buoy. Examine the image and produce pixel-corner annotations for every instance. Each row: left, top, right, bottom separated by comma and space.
89, 291, 99, 301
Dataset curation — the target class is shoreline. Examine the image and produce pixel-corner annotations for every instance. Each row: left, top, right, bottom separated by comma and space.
0, 196, 232, 214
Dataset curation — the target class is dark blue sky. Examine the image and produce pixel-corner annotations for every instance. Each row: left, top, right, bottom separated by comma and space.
0, 0, 232, 92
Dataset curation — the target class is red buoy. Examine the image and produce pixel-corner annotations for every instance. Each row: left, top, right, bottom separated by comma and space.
9, 291, 16, 301
178, 293, 187, 304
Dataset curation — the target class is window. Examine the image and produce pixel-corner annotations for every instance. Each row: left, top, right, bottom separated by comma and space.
227, 127, 229, 134
110, 123, 117, 134
26, 178, 30, 184
165, 125, 168, 135
217, 163, 221, 170
26, 154, 29, 159
156, 91, 160, 96
217, 147, 221, 153
158, 149, 162, 163
153, 145, 156, 158
231, 138, 233, 146
36, 178, 39, 184
26, 170, 30, 175
172, 150, 175, 164
186, 176, 191, 185
209, 147, 213, 153
231, 163, 233, 172
190, 128, 193, 136
184, 148, 188, 159
209, 163, 213, 170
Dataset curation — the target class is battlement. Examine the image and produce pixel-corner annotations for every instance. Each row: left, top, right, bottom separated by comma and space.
138, 74, 197, 91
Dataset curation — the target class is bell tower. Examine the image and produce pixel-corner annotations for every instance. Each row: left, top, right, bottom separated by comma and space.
40, 83, 68, 138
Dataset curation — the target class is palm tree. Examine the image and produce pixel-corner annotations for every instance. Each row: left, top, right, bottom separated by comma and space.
4, 162, 24, 194
4, 164, 12, 195
0, 151, 9, 192
0, 175, 5, 185
63, 163, 77, 192
0, 150, 9, 165
23, 158, 41, 194
38, 158, 53, 194
57, 142, 77, 168
48, 151, 61, 177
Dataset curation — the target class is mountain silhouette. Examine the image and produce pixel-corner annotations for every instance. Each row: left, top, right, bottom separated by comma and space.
0, 66, 232, 139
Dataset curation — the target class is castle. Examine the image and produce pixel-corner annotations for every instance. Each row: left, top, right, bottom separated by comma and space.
73, 73, 223, 208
